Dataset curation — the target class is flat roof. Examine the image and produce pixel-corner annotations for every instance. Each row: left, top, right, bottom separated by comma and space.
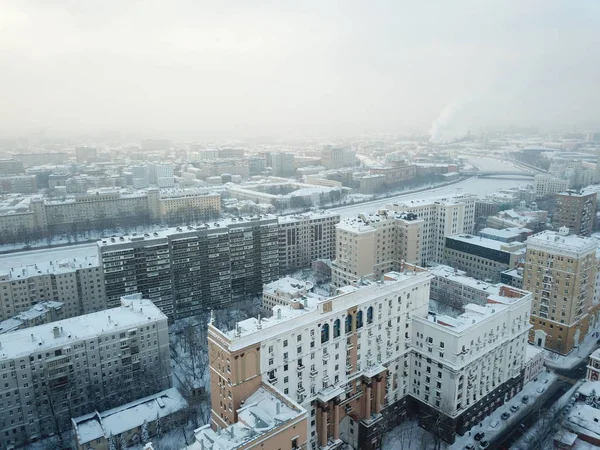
429, 264, 502, 294
0, 246, 98, 272
526, 230, 598, 255
0, 255, 99, 280
446, 234, 526, 253
337, 209, 422, 233
216, 270, 431, 351
98, 215, 278, 248
479, 227, 532, 239
0, 296, 165, 360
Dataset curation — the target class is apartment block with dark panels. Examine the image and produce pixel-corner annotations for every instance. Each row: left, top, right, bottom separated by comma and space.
554, 191, 597, 237
98, 216, 280, 319
99, 235, 173, 315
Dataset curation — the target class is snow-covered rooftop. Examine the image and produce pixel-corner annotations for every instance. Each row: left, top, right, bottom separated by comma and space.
278, 210, 340, 223
337, 209, 421, 233
263, 277, 313, 298
0, 255, 98, 279
98, 215, 277, 247
0, 295, 165, 360
566, 403, 600, 441
479, 227, 532, 240
447, 234, 526, 253
217, 269, 431, 351
526, 230, 598, 256
0, 246, 98, 272
426, 286, 530, 334
429, 264, 502, 294
0, 301, 63, 335
188, 385, 305, 450
73, 388, 187, 444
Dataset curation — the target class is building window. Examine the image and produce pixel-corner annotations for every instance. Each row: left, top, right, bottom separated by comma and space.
333, 319, 341, 339
357, 311, 364, 329
367, 306, 373, 324
321, 324, 330, 344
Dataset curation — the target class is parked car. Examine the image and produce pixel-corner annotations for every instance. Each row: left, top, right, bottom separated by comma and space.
490, 419, 500, 429
501, 412, 511, 420
510, 405, 520, 413
474, 432, 485, 441
536, 387, 546, 394
464, 445, 475, 450
542, 379, 549, 384
521, 395, 529, 404
480, 440, 490, 448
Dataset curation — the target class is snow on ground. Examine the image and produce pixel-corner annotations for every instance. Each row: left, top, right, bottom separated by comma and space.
511, 379, 584, 450
449, 370, 557, 450
382, 419, 446, 450
545, 324, 600, 371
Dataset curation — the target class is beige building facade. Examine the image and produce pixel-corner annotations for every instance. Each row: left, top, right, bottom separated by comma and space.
524, 229, 598, 355
331, 209, 423, 288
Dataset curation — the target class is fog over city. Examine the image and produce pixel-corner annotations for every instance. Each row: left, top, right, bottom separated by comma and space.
1, 0, 599, 139
3, 3, 600, 450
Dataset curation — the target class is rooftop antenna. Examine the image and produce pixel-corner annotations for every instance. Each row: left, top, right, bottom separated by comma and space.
209, 309, 215, 325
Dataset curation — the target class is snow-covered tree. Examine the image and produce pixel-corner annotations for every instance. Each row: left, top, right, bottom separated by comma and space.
119, 433, 127, 449
108, 434, 117, 450
586, 389, 597, 407
141, 420, 150, 444
156, 412, 162, 439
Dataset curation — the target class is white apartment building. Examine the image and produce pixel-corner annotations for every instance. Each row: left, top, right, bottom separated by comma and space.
149, 163, 175, 188
409, 285, 532, 441
429, 264, 502, 311
0, 294, 170, 449
0, 256, 105, 321
278, 212, 340, 273
534, 174, 570, 198
208, 268, 432, 450
387, 194, 476, 265
332, 210, 423, 288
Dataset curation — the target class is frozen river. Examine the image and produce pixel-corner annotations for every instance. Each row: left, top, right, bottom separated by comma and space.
330, 156, 533, 217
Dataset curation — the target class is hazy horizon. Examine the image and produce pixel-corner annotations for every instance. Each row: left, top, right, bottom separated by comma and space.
1, 1, 599, 141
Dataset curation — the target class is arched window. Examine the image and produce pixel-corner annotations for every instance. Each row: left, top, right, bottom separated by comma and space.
367, 306, 374, 324
321, 323, 330, 343
357, 310, 363, 329
333, 319, 341, 339
345, 314, 353, 334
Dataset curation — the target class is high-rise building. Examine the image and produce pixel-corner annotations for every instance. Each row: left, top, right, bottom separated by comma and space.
208, 268, 432, 450
278, 211, 340, 273
131, 165, 149, 189
98, 216, 280, 319
523, 229, 598, 354
409, 285, 532, 442
553, 191, 598, 237
271, 152, 296, 177
148, 163, 175, 188
207, 267, 533, 447
0, 294, 170, 449
331, 209, 424, 288
387, 194, 476, 265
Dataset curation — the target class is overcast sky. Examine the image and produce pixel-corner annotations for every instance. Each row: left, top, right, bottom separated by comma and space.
1, 1, 599, 140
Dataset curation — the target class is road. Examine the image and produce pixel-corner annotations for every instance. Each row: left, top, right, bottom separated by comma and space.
492, 379, 571, 450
